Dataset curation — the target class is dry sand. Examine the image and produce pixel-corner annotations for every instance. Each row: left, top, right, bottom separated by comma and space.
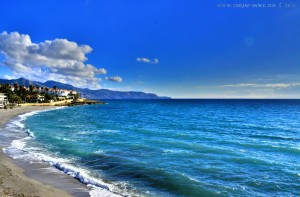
0, 106, 73, 197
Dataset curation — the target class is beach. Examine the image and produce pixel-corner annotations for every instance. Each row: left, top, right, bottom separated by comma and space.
0, 106, 88, 197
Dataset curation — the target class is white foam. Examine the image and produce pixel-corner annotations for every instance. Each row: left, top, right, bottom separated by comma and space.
78, 129, 119, 135
11, 119, 25, 129
29, 152, 128, 197
180, 173, 200, 183
25, 129, 35, 138
11, 138, 27, 150
19, 106, 66, 120
63, 138, 76, 142
94, 150, 105, 154
89, 186, 123, 197
77, 131, 91, 135
101, 129, 119, 133
162, 149, 192, 154
55, 136, 76, 142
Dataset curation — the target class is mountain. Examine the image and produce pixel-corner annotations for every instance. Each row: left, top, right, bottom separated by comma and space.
79, 88, 164, 99
0, 77, 45, 87
0, 78, 171, 99
43, 80, 75, 90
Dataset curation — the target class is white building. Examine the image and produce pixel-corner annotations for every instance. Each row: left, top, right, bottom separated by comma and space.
37, 95, 45, 102
58, 90, 70, 97
10, 86, 15, 92
70, 90, 77, 95
42, 88, 77, 99
0, 93, 8, 108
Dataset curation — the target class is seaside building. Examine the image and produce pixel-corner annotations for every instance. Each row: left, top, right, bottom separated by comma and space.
26, 95, 45, 103
70, 90, 77, 95
0, 93, 8, 108
58, 90, 70, 97
48, 89, 78, 99
9, 85, 15, 92
0, 82, 80, 105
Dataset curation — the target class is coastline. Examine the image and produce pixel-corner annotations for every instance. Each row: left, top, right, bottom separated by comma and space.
0, 106, 89, 197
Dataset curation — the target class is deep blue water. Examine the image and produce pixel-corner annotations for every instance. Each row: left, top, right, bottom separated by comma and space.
8, 100, 300, 196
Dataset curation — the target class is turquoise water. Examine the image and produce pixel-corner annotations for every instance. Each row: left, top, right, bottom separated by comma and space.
7, 100, 300, 196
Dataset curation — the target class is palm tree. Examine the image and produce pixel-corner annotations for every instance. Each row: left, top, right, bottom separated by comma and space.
29, 84, 35, 93
19, 86, 29, 103
13, 83, 19, 92
9, 94, 22, 105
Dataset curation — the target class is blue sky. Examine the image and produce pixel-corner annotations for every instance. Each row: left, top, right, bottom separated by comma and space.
0, 0, 299, 98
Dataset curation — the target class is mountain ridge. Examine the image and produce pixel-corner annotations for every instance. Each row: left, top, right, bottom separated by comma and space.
0, 78, 171, 99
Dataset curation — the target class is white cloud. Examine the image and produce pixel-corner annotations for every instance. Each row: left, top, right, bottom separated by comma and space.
136, 57, 150, 63
0, 31, 107, 89
105, 76, 123, 82
3, 74, 14, 80
136, 57, 159, 64
219, 83, 300, 89
152, 58, 159, 64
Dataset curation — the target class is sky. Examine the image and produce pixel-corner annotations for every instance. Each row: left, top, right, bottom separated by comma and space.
0, 0, 300, 98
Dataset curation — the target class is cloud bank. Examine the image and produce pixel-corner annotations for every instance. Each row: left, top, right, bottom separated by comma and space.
136, 57, 159, 64
0, 31, 107, 89
219, 83, 300, 89
105, 76, 123, 82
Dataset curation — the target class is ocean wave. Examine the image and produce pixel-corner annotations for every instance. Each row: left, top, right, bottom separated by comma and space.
236, 142, 300, 155
77, 131, 91, 135
3, 107, 65, 156
100, 129, 119, 133
89, 186, 123, 197
11, 148, 128, 197
77, 129, 119, 135
54, 136, 77, 142
94, 150, 105, 154
25, 129, 35, 138
10, 119, 25, 129
162, 149, 193, 155
10, 138, 28, 150
248, 134, 298, 141
179, 173, 200, 183
3, 107, 131, 197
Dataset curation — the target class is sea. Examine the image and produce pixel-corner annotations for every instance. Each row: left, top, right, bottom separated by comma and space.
2, 99, 300, 196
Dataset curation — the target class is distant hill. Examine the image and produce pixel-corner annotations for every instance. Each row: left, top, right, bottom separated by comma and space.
43, 80, 75, 90
0, 78, 171, 99
79, 88, 165, 99
0, 77, 45, 87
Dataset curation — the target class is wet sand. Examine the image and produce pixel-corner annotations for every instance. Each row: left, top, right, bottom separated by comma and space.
0, 106, 89, 197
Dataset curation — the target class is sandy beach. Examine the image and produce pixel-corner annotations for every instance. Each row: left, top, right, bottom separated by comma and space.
0, 106, 87, 197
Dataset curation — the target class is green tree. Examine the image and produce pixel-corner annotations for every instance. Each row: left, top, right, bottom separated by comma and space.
74, 93, 80, 100
0, 84, 13, 101
9, 94, 22, 104
18, 86, 29, 103
44, 93, 54, 102
13, 83, 19, 92
29, 84, 35, 94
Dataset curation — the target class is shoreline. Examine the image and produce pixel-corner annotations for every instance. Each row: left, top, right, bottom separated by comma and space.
0, 106, 90, 197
